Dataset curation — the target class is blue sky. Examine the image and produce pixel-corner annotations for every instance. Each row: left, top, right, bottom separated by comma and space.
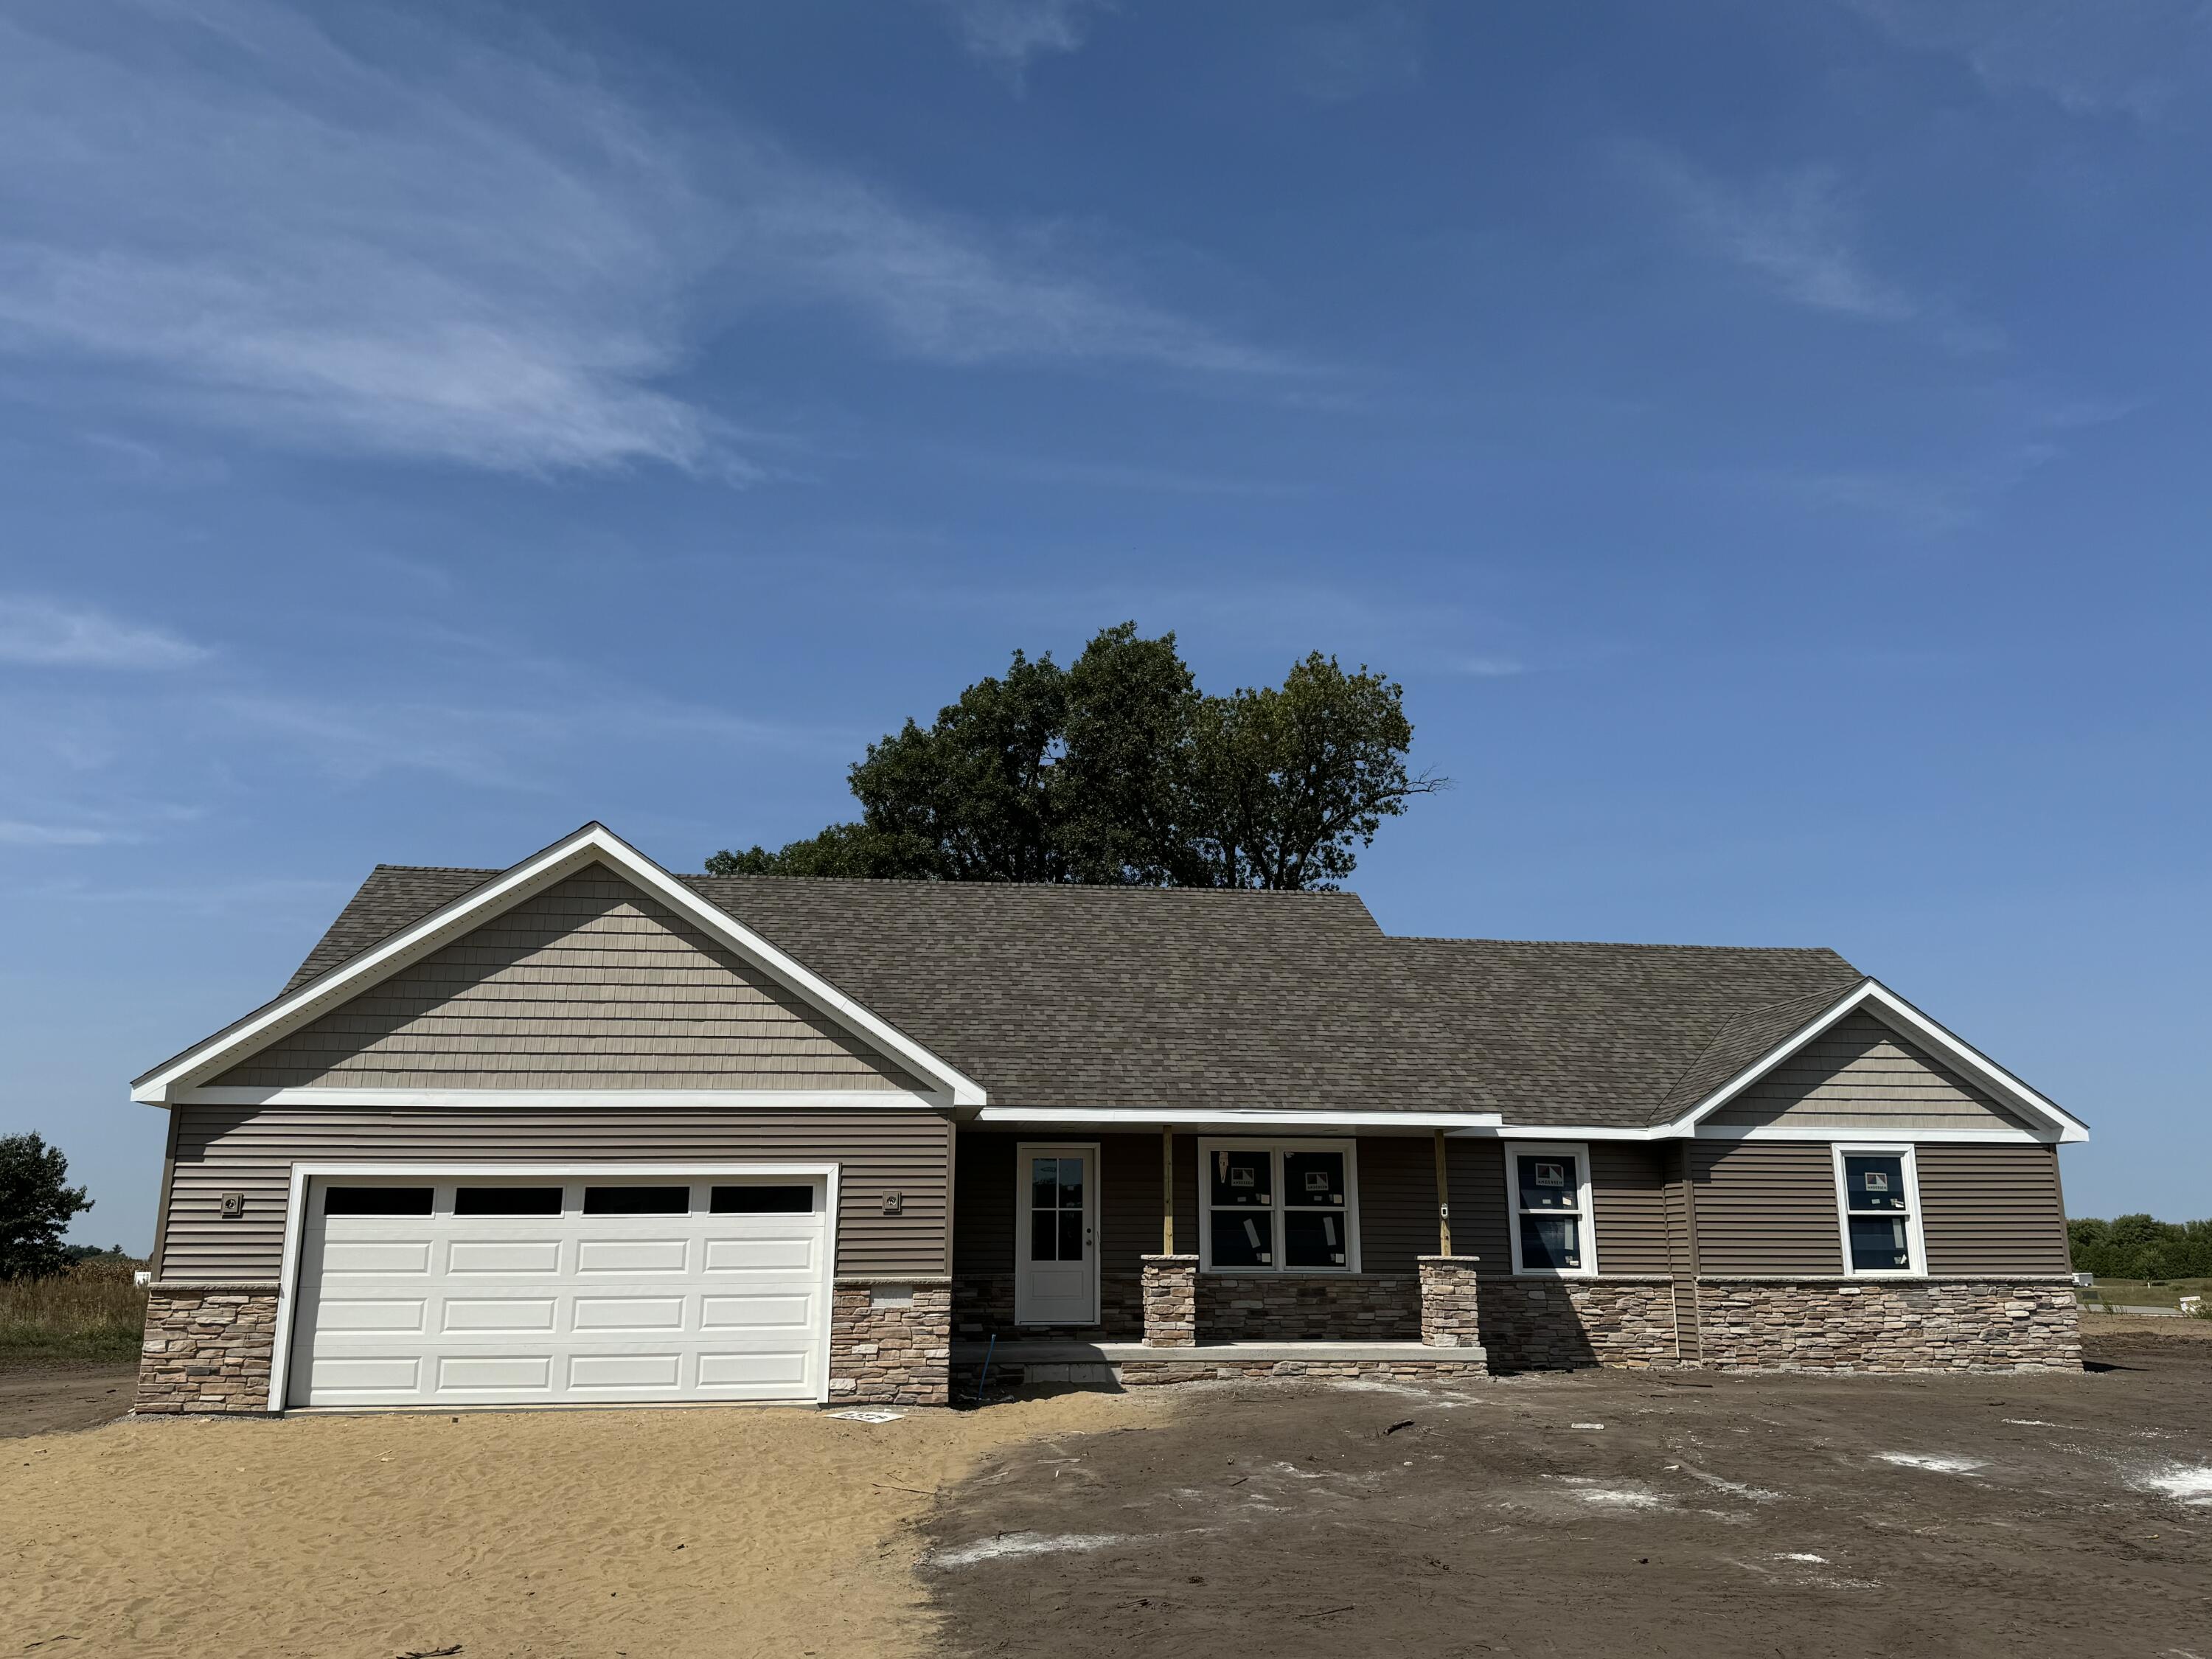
2, 0, 2205, 1252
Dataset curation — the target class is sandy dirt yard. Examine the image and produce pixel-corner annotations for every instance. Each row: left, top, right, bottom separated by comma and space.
2, 1388, 1166, 1659
0, 1366, 137, 1440
926, 1326, 2212, 1658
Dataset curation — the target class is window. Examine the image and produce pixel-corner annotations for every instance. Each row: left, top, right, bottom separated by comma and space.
1503, 1142, 1596, 1276
1197, 1141, 1357, 1273
710, 1184, 815, 1214
1834, 1147, 1924, 1276
453, 1186, 564, 1217
322, 1186, 432, 1217
1029, 1155, 1087, 1262
582, 1185, 690, 1216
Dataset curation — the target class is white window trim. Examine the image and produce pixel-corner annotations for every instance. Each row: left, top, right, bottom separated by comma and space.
1194, 1138, 1362, 1276
1832, 1143, 1927, 1278
1503, 1140, 1599, 1277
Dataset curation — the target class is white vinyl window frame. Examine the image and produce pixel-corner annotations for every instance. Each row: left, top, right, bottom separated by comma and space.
1832, 1143, 1927, 1278
1503, 1141, 1598, 1277
1194, 1138, 1362, 1276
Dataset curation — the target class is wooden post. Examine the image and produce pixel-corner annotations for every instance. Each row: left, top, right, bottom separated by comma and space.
1161, 1125, 1175, 1256
1433, 1128, 1453, 1256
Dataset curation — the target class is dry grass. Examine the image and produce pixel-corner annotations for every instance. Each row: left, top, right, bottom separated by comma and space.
0, 1261, 147, 1367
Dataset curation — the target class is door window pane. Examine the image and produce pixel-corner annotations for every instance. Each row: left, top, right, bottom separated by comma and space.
1054, 1158, 1084, 1210
1284, 1208, 1347, 1267
324, 1186, 433, 1217
1284, 1151, 1346, 1208
1848, 1215, 1913, 1272
1209, 1149, 1271, 1207
1210, 1208, 1273, 1267
582, 1185, 689, 1216
1843, 1155, 1908, 1211
1519, 1214, 1582, 1271
1516, 1155, 1578, 1211
1030, 1158, 1060, 1210
709, 1184, 814, 1214
453, 1186, 563, 1217
1031, 1208, 1060, 1262
1058, 1209, 1085, 1262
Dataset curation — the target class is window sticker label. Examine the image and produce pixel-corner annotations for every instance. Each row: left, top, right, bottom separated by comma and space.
1534, 1161, 1565, 1187
1863, 1171, 1889, 1193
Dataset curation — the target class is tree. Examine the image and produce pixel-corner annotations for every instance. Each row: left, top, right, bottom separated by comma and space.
708, 623, 1444, 890
0, 1132, 94, 1281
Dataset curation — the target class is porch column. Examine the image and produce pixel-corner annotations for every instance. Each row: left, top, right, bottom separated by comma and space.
1419, 1255, 1484, 1349
1141, 1254, 1199, 1347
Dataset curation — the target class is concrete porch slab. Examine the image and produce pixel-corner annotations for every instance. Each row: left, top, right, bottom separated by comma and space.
953, 1339, 1486, 1366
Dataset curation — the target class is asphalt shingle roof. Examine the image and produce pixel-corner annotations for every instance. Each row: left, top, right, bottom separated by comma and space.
278, 863, 1863, 1127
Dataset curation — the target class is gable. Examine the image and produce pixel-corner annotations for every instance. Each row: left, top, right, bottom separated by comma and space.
207, 866, 922, 1093
1701, 1011, 2032, 1134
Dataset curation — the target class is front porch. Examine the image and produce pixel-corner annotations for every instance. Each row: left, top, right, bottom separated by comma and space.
953, 1126, 1488, 1371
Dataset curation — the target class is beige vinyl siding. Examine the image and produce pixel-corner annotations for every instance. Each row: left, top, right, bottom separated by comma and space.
1445, 1138, 1511, 1267
1355, 1135, 1444, 1273
210, 868, 919, 1091
1918, 1143, 2070, 1275
1704, 1012, 2029, 1133
159, 1103, 951, 1281
1689, 1141, 1843, 1275
1590, 1142, 1670, 1273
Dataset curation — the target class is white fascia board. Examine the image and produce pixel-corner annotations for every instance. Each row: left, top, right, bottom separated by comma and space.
1663, 978, 2087, 1144
973, 1106, 1503, 1129
131, 822, 986, 1108
175, 1087, 952, 1110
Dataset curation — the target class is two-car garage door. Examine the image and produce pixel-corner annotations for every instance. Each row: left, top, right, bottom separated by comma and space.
285, 1173, 830, 1408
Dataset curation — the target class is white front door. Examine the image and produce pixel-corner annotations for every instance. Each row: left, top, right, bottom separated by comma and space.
286, 1172, 831, 1408
1013, 1143, 1098, 1326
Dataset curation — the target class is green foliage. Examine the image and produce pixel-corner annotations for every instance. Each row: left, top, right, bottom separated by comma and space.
0, 1132, 94, 1281
2068, 1214, 2212, 1282
709, 623, 1444, 890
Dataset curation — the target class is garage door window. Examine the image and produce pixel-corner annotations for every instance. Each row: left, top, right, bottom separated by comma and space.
323, 1186, 433, 1217
583, 1185, 691, 1215
711, 1185, 815, 1214
454, 1186, 563, 1217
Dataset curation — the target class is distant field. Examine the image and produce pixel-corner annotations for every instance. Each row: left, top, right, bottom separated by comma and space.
0, 1265, 147, 1367
2076, 1276, 2212, 1314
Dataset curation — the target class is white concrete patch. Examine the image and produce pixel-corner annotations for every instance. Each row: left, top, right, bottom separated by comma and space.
1552, 1475, 1667, 1510
1570, 1422, 1606, 1430
930, 1531, 1125, 1568
1775, 1552, 1829, 1564
1877, 1453, 1988, 1475
828, 1410, 903, 1423
2002, 1419, 2059, 1427
2133, 1464, 2212, 1506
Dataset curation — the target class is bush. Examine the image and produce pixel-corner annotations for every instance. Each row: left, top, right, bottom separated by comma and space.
0, 1259, 148, 1366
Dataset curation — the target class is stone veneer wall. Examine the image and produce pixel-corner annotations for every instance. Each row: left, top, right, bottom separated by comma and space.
1140, 1254, 1198, 1346
830, 1279, 951, 1405
1477, 1277, 1682, 1371
1119, 1356, 1489, 1386
136, 1284, 281, 1413
950, 1270, 1145, 1342
1195, 1273, 1420, 1340
1417, 1256, 1484, 1349
1693, 1279, 2082, 1372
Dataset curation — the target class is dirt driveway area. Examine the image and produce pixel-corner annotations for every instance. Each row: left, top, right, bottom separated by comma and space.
925, 1326, 2212, 1658
2, 1389, 1164, 1659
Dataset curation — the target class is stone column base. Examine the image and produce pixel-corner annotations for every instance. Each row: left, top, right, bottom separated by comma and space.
830, 1279, 951, 1405
1141, 1253, 1200, 1346
1417, 1255, 1483, 1349
136, 1284, 282, 1414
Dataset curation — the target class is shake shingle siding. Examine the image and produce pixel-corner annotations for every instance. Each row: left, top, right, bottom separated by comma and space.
1703, 1012, 2031, 1133
216, 870, 918, 1092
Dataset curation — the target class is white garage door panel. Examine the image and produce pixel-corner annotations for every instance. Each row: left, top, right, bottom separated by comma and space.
288, 1176, 831, 1408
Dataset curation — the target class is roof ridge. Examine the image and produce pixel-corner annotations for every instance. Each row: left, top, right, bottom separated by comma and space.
683, 872, 1366, 898
1392, 935, 1844, 954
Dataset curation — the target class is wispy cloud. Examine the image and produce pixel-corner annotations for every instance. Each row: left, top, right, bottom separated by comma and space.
1834, 0, 2212, 120
0, 819, 133, 846
0, 1, 1281, 479
1276, 3, 1425, 105
923, 0, 1114, 88
0, 597, 211, 669
1624, 145, 1997, 352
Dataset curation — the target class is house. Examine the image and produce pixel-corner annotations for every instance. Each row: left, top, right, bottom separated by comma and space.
130, 823, 2087, 1414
